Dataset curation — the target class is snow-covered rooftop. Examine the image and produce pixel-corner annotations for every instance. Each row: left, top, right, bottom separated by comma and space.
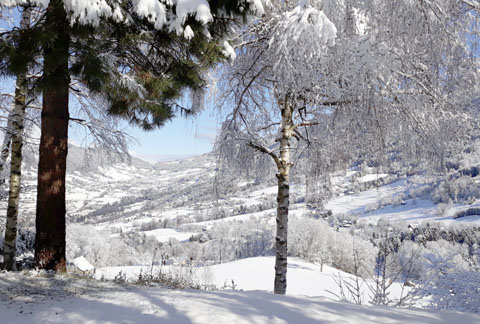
71, 256, 94, 272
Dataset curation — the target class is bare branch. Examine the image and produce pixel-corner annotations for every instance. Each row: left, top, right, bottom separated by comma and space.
247, 141, 280, 169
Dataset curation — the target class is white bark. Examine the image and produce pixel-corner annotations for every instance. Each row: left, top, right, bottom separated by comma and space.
0, 104, 14, 190
274, 96, 293, 295
3, 7, 30, 271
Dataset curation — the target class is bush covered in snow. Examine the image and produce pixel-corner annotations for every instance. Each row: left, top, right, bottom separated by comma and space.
414, 251, 480, 314
432, 176, 480, 204
0, 227, 35, 270
67, 225, 141, 267
289, 217, 377, 277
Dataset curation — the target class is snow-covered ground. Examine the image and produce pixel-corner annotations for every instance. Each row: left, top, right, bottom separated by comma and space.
4, 148, 480, 244
142, 228, 197, 243
325, 178, 480, 225
2, 150, 480, 322
1, 270, 479, 324
204, 257, 405, 299
95, 256, 407, 302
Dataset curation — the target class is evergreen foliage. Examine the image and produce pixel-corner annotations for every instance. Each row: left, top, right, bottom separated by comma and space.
0, 0, 262, 270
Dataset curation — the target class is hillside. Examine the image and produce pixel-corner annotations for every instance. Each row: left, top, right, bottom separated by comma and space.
1, 269, 479, 324
94, 256, 408, 302
1, 145, 480, 320
4, 142, 480, 232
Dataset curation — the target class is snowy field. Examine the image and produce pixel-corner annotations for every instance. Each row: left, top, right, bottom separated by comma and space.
1, 270, 479, 324
324, 178, 475, 225
95, 257, 407, 303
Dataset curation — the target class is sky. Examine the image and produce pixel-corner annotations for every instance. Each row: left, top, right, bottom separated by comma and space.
125, 106, 220, 163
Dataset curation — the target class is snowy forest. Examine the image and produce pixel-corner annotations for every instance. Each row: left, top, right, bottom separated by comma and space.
1, 0, 480, 323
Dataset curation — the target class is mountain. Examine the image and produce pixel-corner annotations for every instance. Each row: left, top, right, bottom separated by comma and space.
4, 140, 480, 233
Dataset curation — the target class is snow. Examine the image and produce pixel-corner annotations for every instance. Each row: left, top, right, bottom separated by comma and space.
0, 270, 479, 324
322, 177, 480, 225
184, 25, 194, 39
358, 173, 389, 183
63, 0, 113, 26
366, 199, 438, 222
1, 0, 49, 7
204, 257, 407, 301
267, 3, 337, 96
143, 228, 196, 243
133, 0, 168, 28
172, 0, 213, 33
222, 40, 236, 60
2, 0, 264, 37
71, 256, 95, 272
94, 256, 406, 304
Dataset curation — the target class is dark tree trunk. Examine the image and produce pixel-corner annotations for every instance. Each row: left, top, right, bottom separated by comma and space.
34, 0, 70, 272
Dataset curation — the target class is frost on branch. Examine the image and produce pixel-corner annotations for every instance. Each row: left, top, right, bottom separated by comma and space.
222, 40, 236, 60
268, 3, 337, 94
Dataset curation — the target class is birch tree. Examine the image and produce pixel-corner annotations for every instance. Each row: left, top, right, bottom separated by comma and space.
218, 0, 337, 294
0, 109, 14, 192
1, 6, 31, 271
216, 0, 480, 294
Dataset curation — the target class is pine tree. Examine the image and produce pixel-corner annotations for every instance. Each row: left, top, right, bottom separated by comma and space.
1, 0, 265, 271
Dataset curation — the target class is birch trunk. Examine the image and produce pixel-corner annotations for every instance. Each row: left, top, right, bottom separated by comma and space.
34, 0, 70, 272
274, 98, 293, 295
2, 8, 30, 271
0, 105, 15, 190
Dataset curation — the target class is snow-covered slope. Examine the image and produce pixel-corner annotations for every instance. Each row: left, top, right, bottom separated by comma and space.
2, 148, 480, 321
1, 271, 478, 324
4, 142, 480, 236
95, 256, 406, 303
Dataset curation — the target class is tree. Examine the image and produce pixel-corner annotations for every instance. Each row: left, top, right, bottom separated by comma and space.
217, 0, 338, 294
216, 0, 479, 294
413, 239, 477, 313
1, 0, 266, 271
2, 6, 30, 271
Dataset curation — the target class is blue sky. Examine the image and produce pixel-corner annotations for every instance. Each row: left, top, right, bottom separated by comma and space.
125, 107, 219, 162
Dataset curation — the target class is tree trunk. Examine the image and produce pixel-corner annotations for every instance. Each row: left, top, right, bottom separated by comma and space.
0, 111, 13, 174
274, 97, 293, 295
34, 0, 70, 272
3, 7, 30, 271
0, 104, 15, 196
